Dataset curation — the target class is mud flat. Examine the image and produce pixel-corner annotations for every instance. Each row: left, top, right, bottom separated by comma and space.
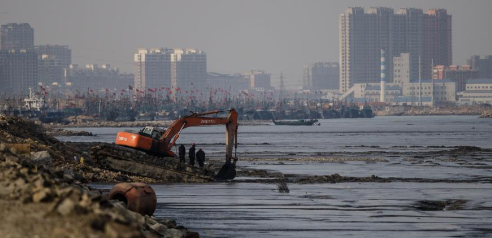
52, 119, 271, 128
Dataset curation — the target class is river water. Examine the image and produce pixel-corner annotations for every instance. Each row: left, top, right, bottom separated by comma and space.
61, 116, 492, 237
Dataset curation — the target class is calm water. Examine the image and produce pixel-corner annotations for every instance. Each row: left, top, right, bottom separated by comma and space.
67, 116, 492, 237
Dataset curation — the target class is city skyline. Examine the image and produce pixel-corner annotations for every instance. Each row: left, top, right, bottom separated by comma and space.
1, 0, 491, 88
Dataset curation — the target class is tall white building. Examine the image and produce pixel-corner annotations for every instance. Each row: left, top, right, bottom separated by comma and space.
133, 48, 172, 90
171, 49, 207, 92
133, 48, 206, 92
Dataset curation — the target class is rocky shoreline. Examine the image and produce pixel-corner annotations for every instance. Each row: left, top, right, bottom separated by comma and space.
0, 146, 198, 238
0, 115, 204, 237
479, 111, 492, 118
403, 106, 492, 116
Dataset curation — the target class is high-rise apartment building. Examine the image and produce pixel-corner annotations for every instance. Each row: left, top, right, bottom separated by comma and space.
339, 7, 394, 93
0, 23, 34, 50
303, 62, 339, 90
207, 72, 250, 94
134, 48, 206, 92
423, 9, 452, 79
171, 49, 207, 92
246, 70, 272, 90
339, 7, 452, 93
65, 64, 133, 91
468, 55, 492, 79
392, 8, 424, 82
37, 54, 64, 86
0, 49, 38, 95
35, 45, 71, 86
133, 48, 172, 90
35, 45, 71, 69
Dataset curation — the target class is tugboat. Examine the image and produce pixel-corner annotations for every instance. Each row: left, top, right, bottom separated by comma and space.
272, 118, 319, 126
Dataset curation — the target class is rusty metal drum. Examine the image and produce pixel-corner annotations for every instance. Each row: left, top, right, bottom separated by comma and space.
108, 182, 157, 216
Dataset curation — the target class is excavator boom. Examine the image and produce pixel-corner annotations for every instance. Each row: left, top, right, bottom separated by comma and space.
115, 109, 238, 180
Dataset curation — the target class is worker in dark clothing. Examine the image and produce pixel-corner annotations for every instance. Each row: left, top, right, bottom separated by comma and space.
178, 144, 186, 165
189, 143, 196, 166
196, 148, 205, 168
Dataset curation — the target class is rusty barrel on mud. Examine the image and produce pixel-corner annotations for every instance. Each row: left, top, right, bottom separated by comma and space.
108, 182, 157, 216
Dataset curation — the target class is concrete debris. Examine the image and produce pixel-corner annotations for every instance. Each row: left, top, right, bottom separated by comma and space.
30, 150, 52, 165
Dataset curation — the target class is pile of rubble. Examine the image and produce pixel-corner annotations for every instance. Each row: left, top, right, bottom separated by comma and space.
0, 145, 198, 238
404, 106, 483, 116
0, 115, 157, 183
479, 110, 492, 118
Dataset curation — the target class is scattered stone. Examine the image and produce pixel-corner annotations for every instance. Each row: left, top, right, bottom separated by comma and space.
415, 199, 467, 211
30, 151, 52, 165
32, 188, 53, 203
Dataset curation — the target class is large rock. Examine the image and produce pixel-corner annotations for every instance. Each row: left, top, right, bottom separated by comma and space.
30, 151, 52, 165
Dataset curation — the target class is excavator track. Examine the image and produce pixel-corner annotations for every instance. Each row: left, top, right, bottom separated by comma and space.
91, 144, 216, 183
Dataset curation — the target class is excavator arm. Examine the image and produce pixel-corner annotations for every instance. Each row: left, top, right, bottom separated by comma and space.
159, 109, 238, 180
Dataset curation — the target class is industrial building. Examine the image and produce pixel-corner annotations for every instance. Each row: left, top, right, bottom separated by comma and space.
458, 79, 492, 105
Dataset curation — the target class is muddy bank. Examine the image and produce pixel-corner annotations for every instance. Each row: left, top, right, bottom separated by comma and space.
0, 115, 216, 184
0, 146, 197, 238
50, 119, 271, 128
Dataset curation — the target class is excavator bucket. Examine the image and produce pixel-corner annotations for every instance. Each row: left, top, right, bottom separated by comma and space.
215, 162, 236, 180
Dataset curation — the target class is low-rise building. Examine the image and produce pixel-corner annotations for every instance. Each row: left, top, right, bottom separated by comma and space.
458, 79, 492, 105
432, 65, 479, 92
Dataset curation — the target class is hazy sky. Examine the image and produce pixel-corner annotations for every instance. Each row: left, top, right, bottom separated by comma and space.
1, 0, 491, 88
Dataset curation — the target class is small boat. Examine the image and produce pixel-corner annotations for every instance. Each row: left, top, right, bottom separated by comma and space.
272, 118, 319, 126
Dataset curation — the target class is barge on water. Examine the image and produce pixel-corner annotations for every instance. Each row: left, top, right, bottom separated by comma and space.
272, 118, 319, 126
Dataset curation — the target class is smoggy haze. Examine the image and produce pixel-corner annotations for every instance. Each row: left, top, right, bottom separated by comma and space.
1, 0, 491, 88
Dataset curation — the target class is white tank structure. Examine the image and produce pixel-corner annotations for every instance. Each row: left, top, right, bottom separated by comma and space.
380, 49, 386, 103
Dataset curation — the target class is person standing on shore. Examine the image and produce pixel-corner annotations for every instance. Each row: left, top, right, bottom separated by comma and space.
178, 144, 186, 165
196, 148, 205, 168
189, 143, 196, 166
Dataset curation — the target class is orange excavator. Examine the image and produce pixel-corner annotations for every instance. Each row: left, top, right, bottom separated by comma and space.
114, 109, 238, 180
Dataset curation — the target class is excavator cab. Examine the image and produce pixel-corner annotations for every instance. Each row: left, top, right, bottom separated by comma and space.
138, 127, 164, 140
